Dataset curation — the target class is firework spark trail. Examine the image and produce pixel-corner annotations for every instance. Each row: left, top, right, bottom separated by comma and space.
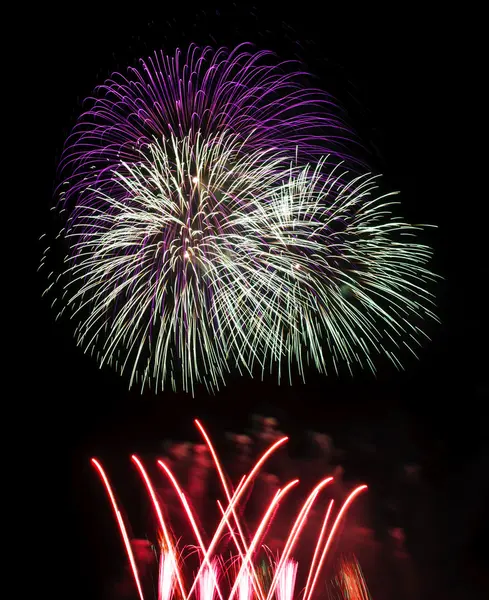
132, 456, 188, 599
179, 436, 289, 600
328, 555, 372, 600
303, 501, 334, 600
276, 559, 298, 600
92, 422, 368, 600
303, 486, 368, 600
237, 570, 252, 600
156, 459, 225, 600
158, 552, 176, 600
198, 561, 219, 600
265, 477, 333, 600
227, 481, 299, 600
196, 420, 266, 600
45, 44, 438, 394
91, 458, 146, 600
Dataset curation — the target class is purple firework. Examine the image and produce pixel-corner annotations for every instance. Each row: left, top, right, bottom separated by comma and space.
42, 43, 437, 394
58, 43, 361, 214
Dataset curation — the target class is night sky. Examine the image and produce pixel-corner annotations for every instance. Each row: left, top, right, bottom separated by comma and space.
26, 5, 486, 599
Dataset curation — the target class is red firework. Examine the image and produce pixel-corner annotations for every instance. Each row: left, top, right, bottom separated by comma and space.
92, 420, 367, 600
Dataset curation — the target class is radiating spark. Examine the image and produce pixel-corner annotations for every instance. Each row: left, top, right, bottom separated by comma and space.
44, 44, 438, 394
53, 142, 438, 393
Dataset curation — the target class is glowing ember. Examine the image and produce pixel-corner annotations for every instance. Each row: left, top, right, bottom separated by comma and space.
328, 555, 372, 599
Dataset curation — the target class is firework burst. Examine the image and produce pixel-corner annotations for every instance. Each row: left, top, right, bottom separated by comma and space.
92, 420, 368, 600
43, 44, 438, 393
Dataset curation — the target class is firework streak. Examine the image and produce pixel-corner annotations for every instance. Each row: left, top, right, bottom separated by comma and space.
327, 555, 372, 599
42, 43, 438, 393
91, 420, 367, 600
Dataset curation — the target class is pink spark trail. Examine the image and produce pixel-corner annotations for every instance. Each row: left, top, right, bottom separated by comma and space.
92, 420, 368, 600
